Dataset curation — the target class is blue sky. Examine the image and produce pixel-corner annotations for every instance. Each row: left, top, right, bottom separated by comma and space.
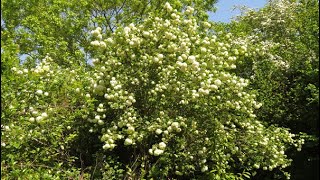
208, 0, 267, 22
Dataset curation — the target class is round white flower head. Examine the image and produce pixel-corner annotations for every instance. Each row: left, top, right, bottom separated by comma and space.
124, 138, 133, 145
36, 116, 43, 122
148, 149, 153, 155
153, 149, 164, 156
214, 79, 222, 86
164, 2, 173, 12
41, 112, 48, 118
103, 143, 111, 150
143, 31, 150, 37
188, 55, 196, 62
95, 115, 101, 120
124, 27, 131, 34
185, 6, 194, 14
106, 38, 113, 44
155, 129, 162, 135
203, 22, 211, 28
36, 90, 43, 95
90, 40, 100, 46
171, 122, 179, 128
98, 120, 104, 125
127, 126, 135, 134
29, 117, 35, 122
158, 54, 164, 59
201, 165, 208, 172
159, 142, 166, 149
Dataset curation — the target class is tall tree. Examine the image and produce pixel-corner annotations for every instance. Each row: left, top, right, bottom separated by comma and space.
1, 0, 218, 68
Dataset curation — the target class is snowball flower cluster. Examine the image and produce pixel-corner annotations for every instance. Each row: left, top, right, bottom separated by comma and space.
90, 27, 106, 48
33, 55, 53, 74
91, 27, 102, 39
124, 138, 133, 145
159, 142, 166, 149
29, 111, 49, 123
149, 142, 167, 156
36, 90, 43, 95
164, 2, 173, 12
153, 149, 164, 156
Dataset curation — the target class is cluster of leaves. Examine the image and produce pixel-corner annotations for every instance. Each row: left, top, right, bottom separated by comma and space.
1, 0, 92, 67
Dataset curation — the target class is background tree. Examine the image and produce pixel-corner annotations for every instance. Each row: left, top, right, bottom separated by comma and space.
214, 0, 319, 179
1, 0, 218, 68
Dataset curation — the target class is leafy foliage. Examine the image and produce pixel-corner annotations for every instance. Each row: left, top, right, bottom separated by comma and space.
228, 0, 319, 135
216, 0, 319, 179
1, 57, 96, 179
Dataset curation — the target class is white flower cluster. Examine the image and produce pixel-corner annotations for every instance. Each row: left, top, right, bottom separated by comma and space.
268, 54, 290, 70
11, 67, 28, 75
100, 107, 142, 150
149, 142, 167, 156
91, 27, 102, 39
11, 55, 55, 76
164, 2, 173, 12
185, 6, 194, 15
35, 89, 49, 96
90, 27, 106, 48
29, 107, 49, 123
33, 55, 54, 74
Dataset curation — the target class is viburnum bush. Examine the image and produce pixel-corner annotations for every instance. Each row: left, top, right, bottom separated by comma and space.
1, 56, 96, 179
86, 3, 304, 179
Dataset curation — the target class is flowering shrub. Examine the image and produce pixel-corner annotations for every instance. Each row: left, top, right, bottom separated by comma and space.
1, 56, 96, 179
87, 3, 304, 179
